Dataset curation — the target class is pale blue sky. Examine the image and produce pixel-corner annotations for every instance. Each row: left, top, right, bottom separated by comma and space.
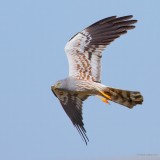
0, 0, 160, 160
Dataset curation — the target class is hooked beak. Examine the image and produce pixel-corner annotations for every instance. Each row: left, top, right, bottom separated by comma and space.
51, 85, 57, 97
51, 85, 56, 91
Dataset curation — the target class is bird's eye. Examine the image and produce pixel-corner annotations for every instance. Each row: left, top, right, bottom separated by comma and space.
56, 82, 61, 87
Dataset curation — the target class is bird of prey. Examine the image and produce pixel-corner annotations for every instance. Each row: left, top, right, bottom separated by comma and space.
51, 15, 143, 145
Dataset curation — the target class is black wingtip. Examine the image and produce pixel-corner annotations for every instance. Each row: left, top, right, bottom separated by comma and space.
124, 15, 133, 18
119, 15, 133, 19
88, 16, 117, 28
75, 125, 89, 145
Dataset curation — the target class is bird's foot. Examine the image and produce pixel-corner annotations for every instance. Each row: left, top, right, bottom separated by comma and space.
96, 96, 110, 104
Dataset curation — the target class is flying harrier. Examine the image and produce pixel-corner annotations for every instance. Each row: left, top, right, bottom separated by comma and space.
51, 15, 143, 145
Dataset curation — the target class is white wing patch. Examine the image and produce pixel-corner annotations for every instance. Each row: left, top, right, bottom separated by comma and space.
65, 31, 105, 82
65, 31, 92, 53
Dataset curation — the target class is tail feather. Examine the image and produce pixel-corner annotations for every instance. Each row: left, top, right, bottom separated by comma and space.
103, 87, 143, 108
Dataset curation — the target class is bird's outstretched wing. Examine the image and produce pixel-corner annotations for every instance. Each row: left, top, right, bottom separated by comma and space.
65, 15, 137, 83
52, 89, 89, 145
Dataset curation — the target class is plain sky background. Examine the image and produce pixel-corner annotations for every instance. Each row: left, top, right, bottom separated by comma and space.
0, 0, 160, 160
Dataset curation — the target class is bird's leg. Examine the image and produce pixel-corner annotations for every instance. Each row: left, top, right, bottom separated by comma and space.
96, 96, 110, 104
99, 89, 111, 100
94, 86, 111, 104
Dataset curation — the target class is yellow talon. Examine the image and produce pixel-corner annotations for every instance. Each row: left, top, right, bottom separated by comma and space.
97, 96, 110, 104
101, 97, 110, 104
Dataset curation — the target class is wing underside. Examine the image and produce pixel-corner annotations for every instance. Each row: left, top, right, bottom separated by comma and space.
65, 15, 137, 82
52, 89, 89, 144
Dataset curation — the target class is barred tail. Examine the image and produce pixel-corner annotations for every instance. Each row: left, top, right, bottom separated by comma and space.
104, 87, 143, 108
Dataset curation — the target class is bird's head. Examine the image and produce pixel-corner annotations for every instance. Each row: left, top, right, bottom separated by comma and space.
51, 80, 64, 98
51, 80, 63, 91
